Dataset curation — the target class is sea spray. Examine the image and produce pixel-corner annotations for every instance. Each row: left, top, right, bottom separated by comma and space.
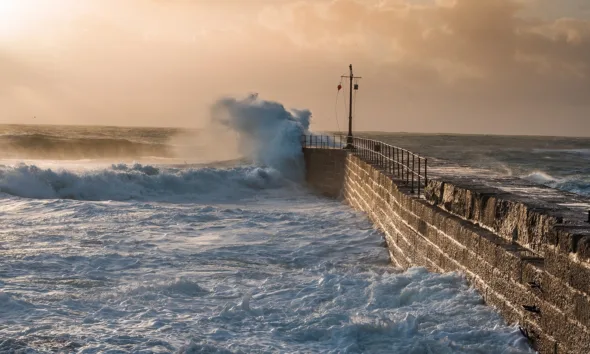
523, 170, 590, 196
211, 93, 311, 181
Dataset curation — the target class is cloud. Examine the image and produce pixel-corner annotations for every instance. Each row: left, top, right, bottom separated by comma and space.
0, 0, 589, 136
254, 0, 590, 135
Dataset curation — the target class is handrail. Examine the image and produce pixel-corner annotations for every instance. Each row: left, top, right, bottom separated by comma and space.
301, 134, 428, 196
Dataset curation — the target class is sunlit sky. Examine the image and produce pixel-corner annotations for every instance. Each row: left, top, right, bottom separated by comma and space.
1, 0, 589, 136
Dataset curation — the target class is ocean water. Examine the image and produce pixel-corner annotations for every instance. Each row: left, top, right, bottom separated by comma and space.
4, 98, 585, 352
367, 133, 590, 197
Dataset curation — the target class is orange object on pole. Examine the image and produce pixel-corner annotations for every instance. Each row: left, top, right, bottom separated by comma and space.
337, 84, 342, 90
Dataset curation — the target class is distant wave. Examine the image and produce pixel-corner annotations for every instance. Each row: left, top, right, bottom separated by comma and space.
523, 170, 590, 196
0, 163, 288, 201
0, 134, 173, 159
532, 148, 590, 157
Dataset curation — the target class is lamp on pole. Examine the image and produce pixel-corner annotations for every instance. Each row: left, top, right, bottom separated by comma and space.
341, 64, 361, 149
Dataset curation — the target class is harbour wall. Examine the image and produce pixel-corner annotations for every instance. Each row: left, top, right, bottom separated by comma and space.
303, 148, 590, 354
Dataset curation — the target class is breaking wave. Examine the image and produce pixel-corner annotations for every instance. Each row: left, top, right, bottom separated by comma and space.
211, 93, 311, 181
523, 170, 590, 196
0, 163, 289, 201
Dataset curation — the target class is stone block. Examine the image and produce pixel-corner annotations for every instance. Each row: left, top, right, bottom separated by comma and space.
477, 233, 505, 268
544, 246, 570, 277
576, 236, 590, 262
569, 260, 590, 295
456, 222, 482, 252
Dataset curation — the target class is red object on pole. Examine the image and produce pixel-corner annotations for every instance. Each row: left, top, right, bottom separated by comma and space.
337, 84, 342, 90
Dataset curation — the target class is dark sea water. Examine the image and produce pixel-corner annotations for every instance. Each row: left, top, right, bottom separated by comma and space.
367, 133, 590, 196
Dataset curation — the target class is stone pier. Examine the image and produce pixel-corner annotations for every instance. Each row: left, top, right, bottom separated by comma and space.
304, 147, 590, 354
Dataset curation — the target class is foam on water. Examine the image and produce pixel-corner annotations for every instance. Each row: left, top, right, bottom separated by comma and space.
0, 163, 289, 201
523, 170, 590, 196
0, 192, 532, 352
0, 97, 534, 352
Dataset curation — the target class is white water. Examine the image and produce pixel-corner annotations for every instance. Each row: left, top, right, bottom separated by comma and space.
0, 96, 532, 352
0, 176, 531, 353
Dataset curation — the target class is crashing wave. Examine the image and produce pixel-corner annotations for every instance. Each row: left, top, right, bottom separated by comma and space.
0, 163, 288, 201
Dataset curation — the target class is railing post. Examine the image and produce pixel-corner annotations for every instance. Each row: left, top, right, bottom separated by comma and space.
361, 139, 364, 159
425, 158, 428, 186
418, 157, 421, 196
387, 145, 393, 176
377, 142, 380, 167
374, 141, 377, 164
393, 146, 399, 177
381, 143, 387, 171
396, 148, 399, 178
362, 139, 364, 159
362, 139, 365, 159
411, 154, 415, 193
388, 145, 392, 175
406, 150, 410, 184
400, 149, 404, 182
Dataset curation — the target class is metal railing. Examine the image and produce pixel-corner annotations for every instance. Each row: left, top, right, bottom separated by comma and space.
301, 134, 428, 195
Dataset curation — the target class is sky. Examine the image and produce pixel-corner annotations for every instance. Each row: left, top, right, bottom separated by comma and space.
0, 0, 589, 136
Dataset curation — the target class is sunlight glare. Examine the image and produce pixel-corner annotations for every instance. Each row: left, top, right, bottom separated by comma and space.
0, 0, 70, 39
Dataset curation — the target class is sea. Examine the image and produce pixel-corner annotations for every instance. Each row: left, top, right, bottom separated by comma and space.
1, 98, 588, 353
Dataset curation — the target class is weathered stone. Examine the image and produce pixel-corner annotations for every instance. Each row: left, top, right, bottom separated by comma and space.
304, 148, 590, 354
569, 260, 590, 295
575, 236, 590, 262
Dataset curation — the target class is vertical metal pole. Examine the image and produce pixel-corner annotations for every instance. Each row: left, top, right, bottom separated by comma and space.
345, 64, 354, 149
388, 145, 392, 175
425, 158, 428, 186
418, 157, 421, 195
376, 142, 379, 165
393, 147, 396, 176
396, 148, 399, 177
361, 139, 364, 159
376, 143, 378, 166
400, 149, 403, 180
411, 154, 415, 194
406, 150, 410, 184
363, 139, 366, 159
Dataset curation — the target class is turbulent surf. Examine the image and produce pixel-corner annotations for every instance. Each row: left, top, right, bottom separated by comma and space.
3, 96, 586, 352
